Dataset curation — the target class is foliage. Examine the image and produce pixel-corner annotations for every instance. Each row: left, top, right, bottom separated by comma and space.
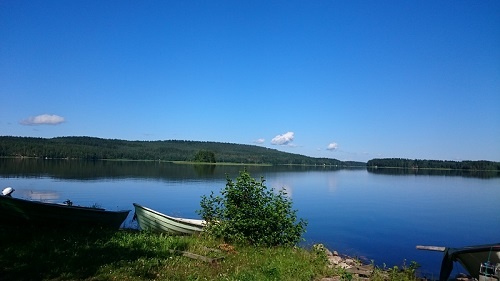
0, 136, 364, 166
198, 170, 307, 247
194, 150, 216, 163
0, 226, 330, 281
0, 226, 187, 280
370, 260, 421, 281
367, 157, 500, 171
0, 225, 423, 281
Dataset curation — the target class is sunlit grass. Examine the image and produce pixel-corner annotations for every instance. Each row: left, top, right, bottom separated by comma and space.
0, 226, 420, 281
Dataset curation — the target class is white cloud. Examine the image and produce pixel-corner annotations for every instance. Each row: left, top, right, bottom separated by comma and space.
271, 132, 294, 145
21, 114, 65, 125
254, 138, 265, 144
327, 142, 339, 151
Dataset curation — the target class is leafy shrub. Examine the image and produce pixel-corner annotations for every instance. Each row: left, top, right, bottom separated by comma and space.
193, 150, 216, 163
198, 170, 307, 247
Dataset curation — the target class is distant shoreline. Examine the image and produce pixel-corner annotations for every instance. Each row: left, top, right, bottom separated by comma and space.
1, 156, 498, 172
0, 156, 362, 168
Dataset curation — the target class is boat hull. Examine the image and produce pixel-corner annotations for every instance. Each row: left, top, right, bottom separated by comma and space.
443, 244, 500, 280
0, 195, 130, 229
133, 203, 205, 235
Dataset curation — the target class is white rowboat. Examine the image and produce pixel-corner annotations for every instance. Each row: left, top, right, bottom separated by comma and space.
133, 203, 205, 235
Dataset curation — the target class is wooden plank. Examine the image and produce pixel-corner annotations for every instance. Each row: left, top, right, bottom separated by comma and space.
201, 246, 222, 253
416, 245, 446, 252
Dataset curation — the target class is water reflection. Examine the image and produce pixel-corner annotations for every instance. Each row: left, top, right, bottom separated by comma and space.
1, 159, 497, 180
21, 190, 60, 202
1, 158, 499, 277
0, 158, 349, 181
326, 173, 338, 192
368, 167, 500, 178
192, 164, 216, 176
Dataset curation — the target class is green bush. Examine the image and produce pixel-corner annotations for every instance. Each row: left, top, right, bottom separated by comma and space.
198, 170, 307, 247
193, 150, 216, 163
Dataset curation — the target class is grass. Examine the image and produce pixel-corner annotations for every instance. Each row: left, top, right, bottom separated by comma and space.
0, 226, 421, 281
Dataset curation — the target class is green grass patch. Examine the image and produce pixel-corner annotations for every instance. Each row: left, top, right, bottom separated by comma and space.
0, 226, 421, 281
0, 226, 331, 280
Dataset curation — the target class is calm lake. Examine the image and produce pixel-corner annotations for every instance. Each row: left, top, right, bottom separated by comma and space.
1, 158, 499, 278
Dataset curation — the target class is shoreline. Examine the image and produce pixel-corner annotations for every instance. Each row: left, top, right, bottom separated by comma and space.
316, 244, 476, 281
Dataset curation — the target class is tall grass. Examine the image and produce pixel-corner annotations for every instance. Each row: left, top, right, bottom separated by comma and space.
0, 226, 421, 280
0, 226, 331, 280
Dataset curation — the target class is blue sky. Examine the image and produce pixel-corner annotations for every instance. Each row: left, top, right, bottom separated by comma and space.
1, 1, 499, 162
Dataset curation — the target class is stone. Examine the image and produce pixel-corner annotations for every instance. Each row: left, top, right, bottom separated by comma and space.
344, 258, 356, 265
328, 255, 342, 265
338, 262, 352, 269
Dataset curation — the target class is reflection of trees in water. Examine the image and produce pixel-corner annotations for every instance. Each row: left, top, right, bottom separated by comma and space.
193, 164, 216, 177
0, 158, 347, 181
367, 167, 500, 179
2, 159, 496, 180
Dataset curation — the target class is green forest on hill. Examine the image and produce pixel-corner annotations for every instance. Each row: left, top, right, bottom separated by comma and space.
2, 136, 497, 171
0, 136, 364, 166
367, 158, 500, 171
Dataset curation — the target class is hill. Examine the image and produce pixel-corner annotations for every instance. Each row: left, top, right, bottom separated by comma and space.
0, 136, 365, 166
367, 158, 500, 171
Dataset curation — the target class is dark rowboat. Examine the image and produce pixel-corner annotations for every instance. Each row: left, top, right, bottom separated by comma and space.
417, 243, 500, 281
133, 203, 205, 235
0, 187, 130, 229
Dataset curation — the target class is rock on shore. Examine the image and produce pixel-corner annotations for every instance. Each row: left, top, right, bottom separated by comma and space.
313, 244, 474, 281
313, 244, 374, 281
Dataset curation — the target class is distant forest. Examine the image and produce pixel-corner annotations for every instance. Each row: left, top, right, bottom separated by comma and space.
367, 158, 500, 171
0, 136, 365, 167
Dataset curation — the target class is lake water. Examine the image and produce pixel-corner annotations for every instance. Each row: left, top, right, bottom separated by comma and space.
1, 159, 499, 278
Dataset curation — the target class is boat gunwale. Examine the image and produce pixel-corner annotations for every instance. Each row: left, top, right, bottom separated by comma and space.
418, 243, 500, 281
1, 194, 130, 214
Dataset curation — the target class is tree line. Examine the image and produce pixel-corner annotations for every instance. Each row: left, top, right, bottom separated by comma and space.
367, 158, 500, 171
0, 136, 365, 167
